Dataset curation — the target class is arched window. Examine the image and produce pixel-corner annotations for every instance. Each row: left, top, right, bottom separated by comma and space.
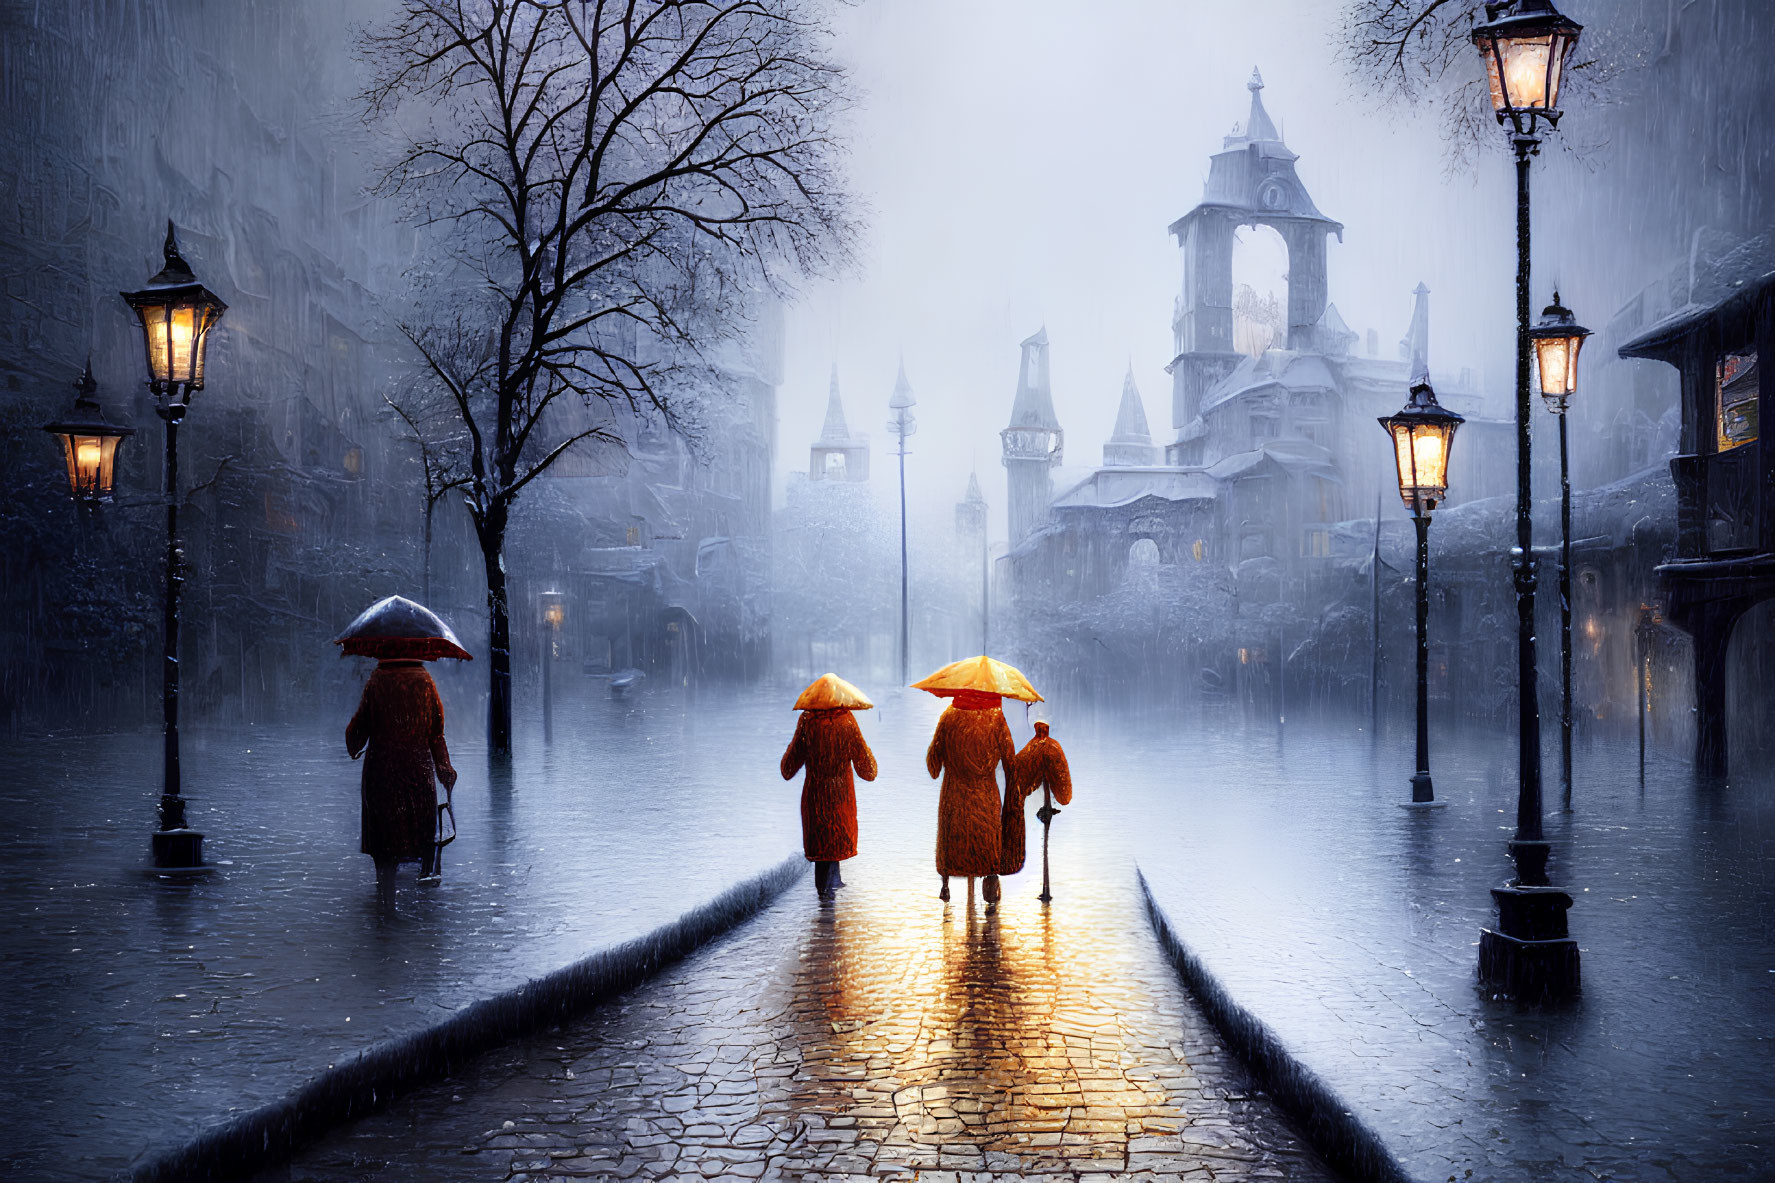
1232, 223, 1289, 358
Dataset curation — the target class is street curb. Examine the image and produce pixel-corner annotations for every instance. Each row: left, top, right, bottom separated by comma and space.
1138, 869, 1418, 1183
130, 854, 809, 1183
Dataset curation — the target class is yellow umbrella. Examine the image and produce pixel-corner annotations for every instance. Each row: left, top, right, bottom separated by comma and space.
793, 672, 875, 711
911, 655, 1043, 703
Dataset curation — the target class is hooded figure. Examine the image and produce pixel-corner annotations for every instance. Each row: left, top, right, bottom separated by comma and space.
924, 689, 1017, 904
346, 661, 458, 894
1004, 721, 1072, 878
781, 674, 878, 897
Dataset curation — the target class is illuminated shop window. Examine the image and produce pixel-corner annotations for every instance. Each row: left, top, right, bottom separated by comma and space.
1716, 347, 1759, 452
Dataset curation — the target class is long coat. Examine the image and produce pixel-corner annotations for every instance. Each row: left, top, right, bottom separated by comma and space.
346, 661, 455, 863
1002, 722, 1072, 875
780, 708, 878, 862
925, 702, 1016, 878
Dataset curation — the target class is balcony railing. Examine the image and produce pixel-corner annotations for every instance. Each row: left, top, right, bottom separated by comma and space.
1673, 442, 1760, 558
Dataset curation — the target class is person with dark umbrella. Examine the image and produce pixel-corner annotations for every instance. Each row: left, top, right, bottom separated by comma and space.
336, 596, 469, 905
780, 673, 879, 898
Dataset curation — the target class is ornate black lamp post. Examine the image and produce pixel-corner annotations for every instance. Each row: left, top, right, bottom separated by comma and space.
1471, 0, 1583, 998
539, 589, 565, 741
887, 361, 917, 686
1379, 378, 1463, 806
43, 361, 134, 505
120, 222, 227, 870
1530, 293, 1591, 810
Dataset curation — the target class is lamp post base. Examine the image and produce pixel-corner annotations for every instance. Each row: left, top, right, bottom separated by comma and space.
1479, 926, 1580, 1001
152, 827, 205, 869
1480, 879, 1579, 1000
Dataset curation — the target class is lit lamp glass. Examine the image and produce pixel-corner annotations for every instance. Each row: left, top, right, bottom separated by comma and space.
120, 221, 228, 393
1471, 0, 1583, 129
1379, 379, 1465, 515
540, 589, 566, 630
1529, 293, 1591, 412
43, 361, 134, 503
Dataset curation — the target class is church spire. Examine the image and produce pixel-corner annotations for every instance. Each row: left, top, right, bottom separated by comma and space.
1007, 326, 1060, 431
1401, 282, 1431, 384
1104, 365, 1159, 466
1244, 68, 1282, 144
819, 363, 851, 443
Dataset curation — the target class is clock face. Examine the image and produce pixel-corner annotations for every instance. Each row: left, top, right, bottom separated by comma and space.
1259, 181, 1289, 211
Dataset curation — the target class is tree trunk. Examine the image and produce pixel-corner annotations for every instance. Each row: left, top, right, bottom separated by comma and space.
422, 497, 435, 607
479, 506, 512, 754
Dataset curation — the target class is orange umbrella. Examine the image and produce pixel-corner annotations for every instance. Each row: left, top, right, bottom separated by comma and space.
793, 673, 874, 711
911, 655, 1043, 703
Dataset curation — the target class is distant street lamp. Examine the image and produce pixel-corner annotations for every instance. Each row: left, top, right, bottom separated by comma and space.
120, 221, 227, 870
1530, 293, 1591, 810
955, 473, 989, 654
539, 589, 565, 741
43, 360, 134, 504
1379, 378, 1463, 806
887, 360, 917, 685
1471, 0, 1583, 999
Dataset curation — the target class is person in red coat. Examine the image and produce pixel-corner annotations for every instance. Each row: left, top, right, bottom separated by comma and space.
924, 689, 1017, 906
780, 674, 879, 898
347, 659, 457, 903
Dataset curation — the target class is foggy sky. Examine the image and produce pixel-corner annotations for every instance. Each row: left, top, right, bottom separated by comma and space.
776, 0, 1590, 540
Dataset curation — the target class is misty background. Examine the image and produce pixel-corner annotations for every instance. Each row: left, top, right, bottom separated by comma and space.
2, 0, 1770, 747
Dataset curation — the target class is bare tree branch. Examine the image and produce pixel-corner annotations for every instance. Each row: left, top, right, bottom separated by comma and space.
359, 0, 857, 749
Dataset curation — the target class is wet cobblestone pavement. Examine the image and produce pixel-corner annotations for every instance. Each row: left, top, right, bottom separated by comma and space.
270, 705, 1333, 1183
0, 682, 806, 1179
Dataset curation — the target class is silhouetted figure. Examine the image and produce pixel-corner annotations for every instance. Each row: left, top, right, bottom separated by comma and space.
347, 659, 457, 906
781, 674, 878, 898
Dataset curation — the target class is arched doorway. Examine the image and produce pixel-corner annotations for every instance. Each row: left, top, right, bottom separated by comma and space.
1231, 223, 1289, 358
1726, 598, 1775, 767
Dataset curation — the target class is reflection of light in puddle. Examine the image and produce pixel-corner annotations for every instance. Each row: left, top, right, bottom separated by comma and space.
781, 867, 1180, 1162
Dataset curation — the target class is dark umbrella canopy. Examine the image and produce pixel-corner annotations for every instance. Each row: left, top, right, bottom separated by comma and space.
334, 595, 472, 662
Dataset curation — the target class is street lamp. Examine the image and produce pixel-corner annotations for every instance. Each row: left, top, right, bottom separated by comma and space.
1472, 0, 1582, 135
1531, 293, 1591, 810
539, 589, 565, 741
955, 473, 989, 654
887, 360, 917, 686
43, 360, 134, 504
1379, 378, 1463, 806
1471, 0, 1583, 999
120, 221, 227, 870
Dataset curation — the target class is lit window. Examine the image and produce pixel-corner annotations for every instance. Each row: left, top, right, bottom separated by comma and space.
1716, 348, 1759, 452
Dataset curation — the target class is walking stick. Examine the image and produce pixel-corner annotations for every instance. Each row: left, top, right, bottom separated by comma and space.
425, 785, 456, 884
1036, 785, 1059, 903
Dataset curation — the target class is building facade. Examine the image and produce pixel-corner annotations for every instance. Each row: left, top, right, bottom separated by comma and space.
1002, 73, 1511, 611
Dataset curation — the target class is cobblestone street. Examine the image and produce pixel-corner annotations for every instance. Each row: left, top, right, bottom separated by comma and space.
268, 749, 1333, 1183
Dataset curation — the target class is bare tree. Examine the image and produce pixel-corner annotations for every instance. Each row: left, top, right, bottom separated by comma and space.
360, 0, 856, 752
1337, 0, 1643, 166
382, 374, 470, 605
